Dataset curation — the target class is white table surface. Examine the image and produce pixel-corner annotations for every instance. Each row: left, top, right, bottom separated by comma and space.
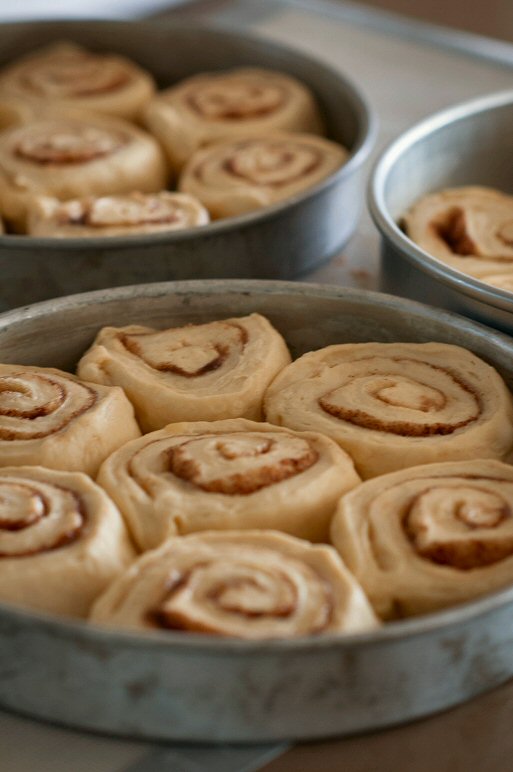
1, 2, 513, 770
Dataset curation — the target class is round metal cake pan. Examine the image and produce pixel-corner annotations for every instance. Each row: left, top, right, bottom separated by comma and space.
0, 20, 375, 311
369, 89, 513, 335
2, 280, 513, 742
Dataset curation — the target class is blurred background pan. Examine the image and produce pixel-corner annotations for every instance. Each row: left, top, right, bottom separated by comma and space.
0, 20, 375, 310
369, 90, 513, 335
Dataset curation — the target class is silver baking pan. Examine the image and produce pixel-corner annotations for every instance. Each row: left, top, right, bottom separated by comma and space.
2, 279, 513, 743
0, 20, 375, 310
368, 89, 513, 334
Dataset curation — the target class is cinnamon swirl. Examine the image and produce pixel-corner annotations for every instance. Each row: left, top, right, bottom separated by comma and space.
97, 418, 361, 549
90, 530, 379, 638
0, 364, 141, 476
178, 133, 348, 218
77, 314, 291, 431
0, 465, 135, 617
0, 42, 155, 121
143, 67, 323, 171
27, 192, 209, 237
264, 342, 513, 478
403, 186, 513, 282
331, 459, 513, 618
0, 110, 168, 231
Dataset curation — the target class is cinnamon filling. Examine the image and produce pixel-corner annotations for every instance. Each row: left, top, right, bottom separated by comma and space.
318, 358, 480, 436
0, 375, 64, 418
220, 141, 322, 187
167, 433, 318, 495
0, 482, 85, 558
121, 336, 227, 376
0, 373, 97, 440
206, 575, 296, 617
371, 379, 446, 412
21, 58, 130, 98
435, 207, 478, 255
14, 125, 126, 165
186, 83, 286, 120
403, 482, 513, 569
407, 530, 513, 570
118, 322, 247, 376
0, 482, 46, 531
59, 195, 188, 228
148, 559, 332, 636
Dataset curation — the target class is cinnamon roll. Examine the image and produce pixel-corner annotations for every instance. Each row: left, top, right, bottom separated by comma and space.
331, 459, 513, 618
143, 67, 323, 171
178, 133, 348, 218
0, 465, 135, 617
97, 418, 361, 549
481, 273, 513, 294
264, 342, 513, 479
27, 191, 209, 237
90, 530, 379, 638
0, 95, 36, 131
0, 111, 168, 231
77, 314, 291, 432
0, 364, 141, 476
0, 42, 155, 121
403, 186, 513, 281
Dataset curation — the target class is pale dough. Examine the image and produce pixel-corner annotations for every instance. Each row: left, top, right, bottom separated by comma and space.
97, 418, 361, 549
0, 42, 155, 121
27, 191, 209, 237
403, 186, 513, 283
331, 459, 513, 618
78, 313, 292, 432
178, 132, 348, 219
0, 364, 141, 476
0, 465, 135, 617
143, 67, 324, 171
264, 341, 513, 478
91, 529, 379, 638
0, 109, 168, 231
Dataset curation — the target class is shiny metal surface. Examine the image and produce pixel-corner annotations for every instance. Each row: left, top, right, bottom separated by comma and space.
0, 20, 375, 310
368, 90, 513, 334
2, 279, 513, 743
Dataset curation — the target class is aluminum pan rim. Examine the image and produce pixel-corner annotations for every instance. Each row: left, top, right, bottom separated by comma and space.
1, 278, 513, 652
0, 19, 376, 250
368, 89, 513, 312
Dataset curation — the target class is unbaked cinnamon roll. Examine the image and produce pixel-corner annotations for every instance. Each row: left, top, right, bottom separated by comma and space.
481, 273, 513, 294
0, 42, 155, 121
403, 186, 513, 281
0, 364, 141, 476
143, 67, 324, 171
0, 111, 168, 231
331, 459, 513, 618
77, 314, 291, 432
97, 418, 361, 549
90, 530, 379, 637
264, 342, 513, 479
0, 95, 37, 130
27, 191, 209, 237
178, 133, 348, 218
0, 465, 135, 617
